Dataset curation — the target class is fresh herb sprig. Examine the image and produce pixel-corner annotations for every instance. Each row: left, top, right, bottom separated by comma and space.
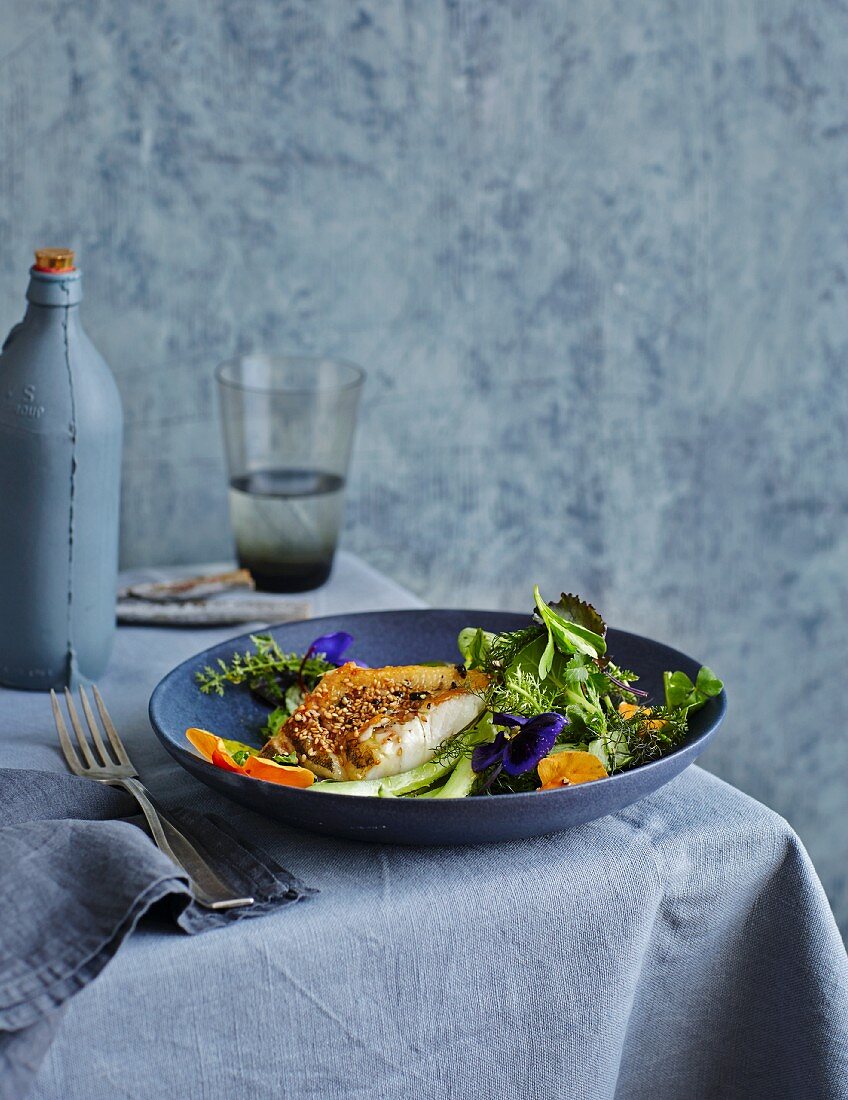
196, 633, 334, 698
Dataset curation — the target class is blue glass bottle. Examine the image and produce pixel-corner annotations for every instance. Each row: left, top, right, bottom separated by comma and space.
0, 250, 122, 689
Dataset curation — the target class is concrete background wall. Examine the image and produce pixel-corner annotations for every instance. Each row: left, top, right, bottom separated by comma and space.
1, 1, 846, 932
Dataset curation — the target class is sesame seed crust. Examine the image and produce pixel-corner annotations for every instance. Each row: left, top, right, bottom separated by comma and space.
260, 663, 488, 778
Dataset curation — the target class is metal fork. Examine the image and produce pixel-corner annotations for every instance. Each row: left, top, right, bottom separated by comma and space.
51, 685, 254, 911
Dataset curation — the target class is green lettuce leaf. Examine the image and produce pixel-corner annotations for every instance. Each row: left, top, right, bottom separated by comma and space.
533, 586, 606, 663
457, 627, 495, 670
548, 593, 607, 639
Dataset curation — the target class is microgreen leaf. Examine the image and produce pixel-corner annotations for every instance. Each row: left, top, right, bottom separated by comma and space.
563, 654, 592, 686
663, 670, 694, 709
664, 668, 723, 714
695, 667, 723, 698
538, 631, 556, 679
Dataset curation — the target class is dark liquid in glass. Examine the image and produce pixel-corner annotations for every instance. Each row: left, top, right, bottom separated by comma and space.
228, 468, 345, 592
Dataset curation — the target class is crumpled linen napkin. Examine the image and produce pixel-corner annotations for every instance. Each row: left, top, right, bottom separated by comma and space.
0, 768, 315, 1099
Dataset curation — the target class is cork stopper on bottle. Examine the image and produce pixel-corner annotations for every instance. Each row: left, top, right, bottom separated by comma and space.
33, 248, 75, 273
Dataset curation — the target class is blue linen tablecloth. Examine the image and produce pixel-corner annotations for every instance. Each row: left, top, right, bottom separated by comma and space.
1, 554, 846, 1100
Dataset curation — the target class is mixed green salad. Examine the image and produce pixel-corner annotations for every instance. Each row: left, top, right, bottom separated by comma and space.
193, 586, 722, 797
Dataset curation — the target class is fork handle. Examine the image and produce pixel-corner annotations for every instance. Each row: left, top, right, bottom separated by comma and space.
113, 777, 254, 911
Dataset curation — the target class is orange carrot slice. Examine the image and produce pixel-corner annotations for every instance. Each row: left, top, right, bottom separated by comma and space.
187, 727, 312, 784
186, 727, 223, 762
211, 746, 245, 773
243, 755, 314, 788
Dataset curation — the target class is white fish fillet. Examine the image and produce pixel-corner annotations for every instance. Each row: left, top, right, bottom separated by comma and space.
260, 662, 489, 780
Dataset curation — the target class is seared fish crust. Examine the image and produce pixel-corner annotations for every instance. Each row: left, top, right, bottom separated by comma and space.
260, 662, 489, 780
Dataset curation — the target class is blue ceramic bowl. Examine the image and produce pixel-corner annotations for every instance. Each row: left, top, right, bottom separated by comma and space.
148, 609, 726, 844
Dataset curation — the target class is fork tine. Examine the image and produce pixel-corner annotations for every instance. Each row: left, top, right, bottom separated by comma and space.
63, 687, 97, 768
91, 685, 132, 767
79, 685, 113, 767
51, 689, 84, 774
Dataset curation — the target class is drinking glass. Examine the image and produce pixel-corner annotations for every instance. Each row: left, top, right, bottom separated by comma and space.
216, 355, 365, 592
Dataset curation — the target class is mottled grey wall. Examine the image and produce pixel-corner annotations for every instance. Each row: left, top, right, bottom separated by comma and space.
2, 2, 847, 931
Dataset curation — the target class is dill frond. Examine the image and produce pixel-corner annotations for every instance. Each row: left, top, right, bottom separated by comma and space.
429, 731, 478, 768
604, 707, 689, 773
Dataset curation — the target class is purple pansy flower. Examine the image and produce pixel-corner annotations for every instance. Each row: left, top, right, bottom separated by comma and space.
298, 630, 365, 691
303, 631, 368, 670
306, 631, 354, 665
472, 711, 567, 786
